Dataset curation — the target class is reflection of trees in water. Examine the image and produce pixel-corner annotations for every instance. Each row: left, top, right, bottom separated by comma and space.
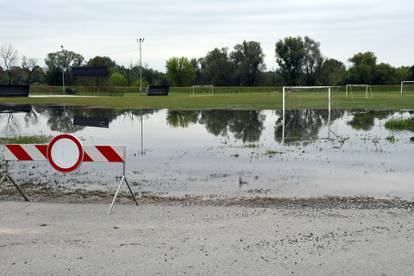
199, 110, 233, 136
274, 109, 345, 143
166, 111, 199, 128
0, 114, 20, 137
44, 108, 85, 133
0, 105, 35, 136
347, 111, 393, 131
31, 107, 157, 133
227, 111, 265, 142
167, 110, 265, 142
23, 109, 39, 127
127, 109, 156, 119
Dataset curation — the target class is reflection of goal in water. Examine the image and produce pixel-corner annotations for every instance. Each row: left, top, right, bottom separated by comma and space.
191, 85, 214, 96
280, 86, 341, 143
346, 84, 373, 99
401, 81, 414, 94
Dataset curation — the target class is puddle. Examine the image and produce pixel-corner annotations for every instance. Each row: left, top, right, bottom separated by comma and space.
1, 105, 414, 200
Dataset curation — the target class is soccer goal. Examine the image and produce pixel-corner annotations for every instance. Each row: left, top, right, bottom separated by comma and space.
345, 84, 373, 99
191, 85, 214, 96
401, 81, 414, 94
281, 86, 333, 143
282, 86, 332, 113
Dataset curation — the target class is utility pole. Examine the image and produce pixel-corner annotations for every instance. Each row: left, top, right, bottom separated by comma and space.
60, 45, 65, 93
137, 38, 144, 92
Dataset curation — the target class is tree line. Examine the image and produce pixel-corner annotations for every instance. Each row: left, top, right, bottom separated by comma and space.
1, 36, 414, 87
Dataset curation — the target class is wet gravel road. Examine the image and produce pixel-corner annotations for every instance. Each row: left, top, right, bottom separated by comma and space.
1, 201, 414, 275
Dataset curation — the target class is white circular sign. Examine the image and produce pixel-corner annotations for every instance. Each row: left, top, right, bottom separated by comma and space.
47, 134, 83, 173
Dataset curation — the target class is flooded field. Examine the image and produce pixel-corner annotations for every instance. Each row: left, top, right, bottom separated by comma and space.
1, 105, 414, 200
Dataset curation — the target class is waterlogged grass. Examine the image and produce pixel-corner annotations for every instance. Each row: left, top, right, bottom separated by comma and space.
0, 88, 414, 110
0, 135, 51, 144
385, 135, 397, 143
385, 117, 414, 132
264, 150, 284, 156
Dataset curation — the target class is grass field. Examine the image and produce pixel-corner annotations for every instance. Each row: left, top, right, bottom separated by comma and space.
0, 85, 413, 110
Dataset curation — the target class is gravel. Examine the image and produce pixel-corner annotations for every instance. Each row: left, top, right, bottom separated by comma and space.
1, 201, 414, 275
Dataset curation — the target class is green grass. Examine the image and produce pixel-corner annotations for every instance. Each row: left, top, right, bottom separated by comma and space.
0, 135, 51, 144
384, 117, 414, 132
0, 86, 413, 110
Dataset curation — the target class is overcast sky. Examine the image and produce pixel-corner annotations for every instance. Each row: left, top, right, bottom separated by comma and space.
1, 0, 413, 71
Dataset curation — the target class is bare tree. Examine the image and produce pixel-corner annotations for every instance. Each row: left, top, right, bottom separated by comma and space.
0, 44, 18, 84
22, 56, 40, 84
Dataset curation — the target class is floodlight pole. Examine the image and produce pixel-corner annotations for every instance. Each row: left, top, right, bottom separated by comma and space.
137, 38, 144, 92
60, 45, 65, 93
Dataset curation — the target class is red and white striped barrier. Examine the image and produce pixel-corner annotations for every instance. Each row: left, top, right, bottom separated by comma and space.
4, 144, 126, 163
1, 134, 137, 214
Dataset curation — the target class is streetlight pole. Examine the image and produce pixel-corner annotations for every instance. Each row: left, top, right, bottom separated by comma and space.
137, 38, 144, 92
60, 45, 65, 93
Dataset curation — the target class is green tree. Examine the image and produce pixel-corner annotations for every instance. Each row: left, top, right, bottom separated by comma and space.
374, 63, 397, 84
106, 72, 128, 86
165, 57, 195, 86
190, 58, 205, 84
230, 41, 265, 86
117, 64, 135, 86
275, 37, 305, 85
347, 52, 377, 84
395, 66, 411, 82
87, 56, 116, 71
10, 66, 25, 85
142, 67, 168, 85
303, 36, 323, 85
201, 48, 234, 86
21, 56, 42, 84
44, 49, 84, 85
0, 66, 6, 84
410, 66, 414, 80
319, 58, 346, 85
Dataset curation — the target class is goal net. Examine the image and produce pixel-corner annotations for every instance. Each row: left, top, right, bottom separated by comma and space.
191, 85, 214, 96
401, 81, 414, 94
346, 84, 373, 99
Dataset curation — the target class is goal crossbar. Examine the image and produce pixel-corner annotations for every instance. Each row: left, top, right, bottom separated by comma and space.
283, 86, 332, 89
401, 81, 414, 94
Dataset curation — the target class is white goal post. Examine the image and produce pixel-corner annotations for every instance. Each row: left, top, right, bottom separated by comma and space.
345, 84, 373, 99
191, 85, 214, 96
401, 81, 414, 94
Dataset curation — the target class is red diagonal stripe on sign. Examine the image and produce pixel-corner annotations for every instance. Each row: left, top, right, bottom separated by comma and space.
35, 145, 48, 158
83, 152, 93, 162
95, 146, 124, 163
6, 145, 33, 161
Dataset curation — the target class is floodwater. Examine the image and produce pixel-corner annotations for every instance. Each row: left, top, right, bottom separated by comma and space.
1, 104, 414, 200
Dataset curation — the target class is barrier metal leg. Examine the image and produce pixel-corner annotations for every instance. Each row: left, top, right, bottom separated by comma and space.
124, 178, 138, 206
1, 161, 29, 201
108, 176, 125, 214
8, 175, 29, 201
108, 162, 139, 214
